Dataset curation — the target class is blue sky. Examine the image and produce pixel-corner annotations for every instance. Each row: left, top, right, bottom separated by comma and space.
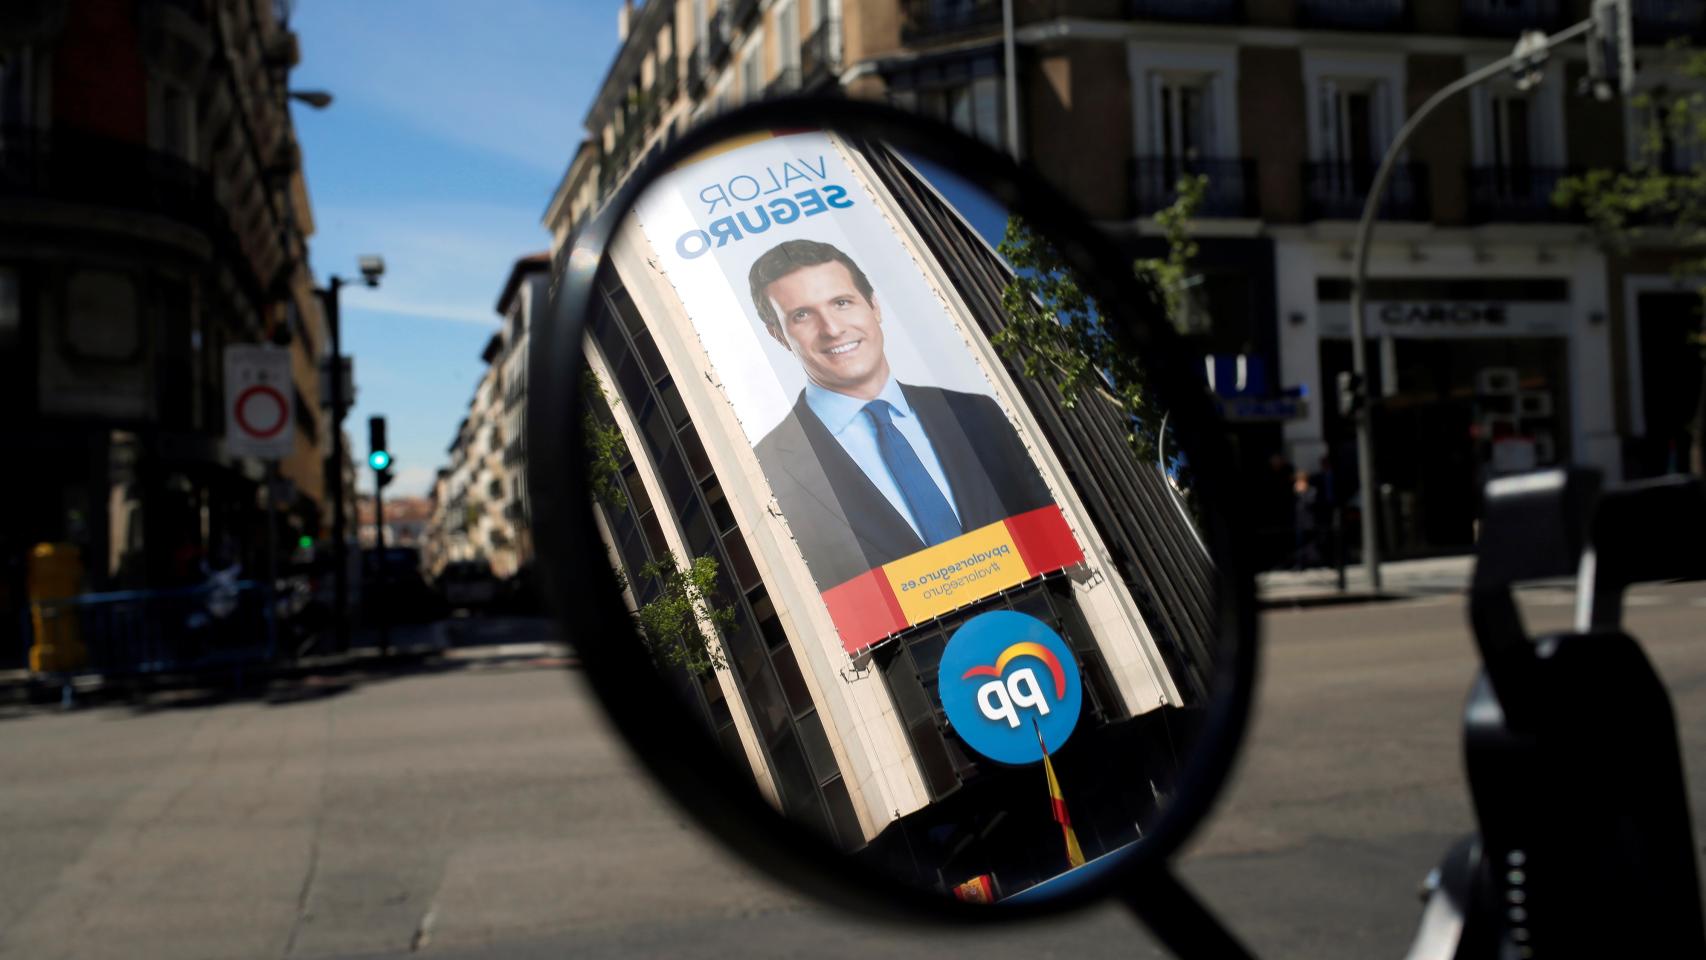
290, 0, 616, 497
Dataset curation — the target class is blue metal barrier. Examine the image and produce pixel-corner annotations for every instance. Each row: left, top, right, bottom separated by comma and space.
28, 581, 278, 688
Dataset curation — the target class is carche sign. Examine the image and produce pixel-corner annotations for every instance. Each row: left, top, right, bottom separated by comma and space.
1318, 301, 1569, 339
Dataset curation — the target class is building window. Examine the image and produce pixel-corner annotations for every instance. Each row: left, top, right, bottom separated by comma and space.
886, 51, 1005, 148
777, 0, 800, 71
740, 35, 763, 103
1151, 74, 1214, 164
1320, 78, 1388, 170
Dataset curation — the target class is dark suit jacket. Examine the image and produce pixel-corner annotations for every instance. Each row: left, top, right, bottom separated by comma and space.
752, 383, 1055, 588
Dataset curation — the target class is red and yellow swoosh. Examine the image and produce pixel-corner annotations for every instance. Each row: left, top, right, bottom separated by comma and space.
961, 641, 1066, 700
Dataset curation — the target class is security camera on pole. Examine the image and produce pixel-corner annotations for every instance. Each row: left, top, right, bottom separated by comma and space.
1343, 1, 1631, 592
315, 254, 385, 653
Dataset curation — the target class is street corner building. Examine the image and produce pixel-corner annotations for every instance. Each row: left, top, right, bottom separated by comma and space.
0, 1, 333, 675
577, 127, 1217, 897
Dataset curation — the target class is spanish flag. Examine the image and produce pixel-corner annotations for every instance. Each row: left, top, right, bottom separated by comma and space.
953, 874, 996, 903
1034, 719, 1086, 869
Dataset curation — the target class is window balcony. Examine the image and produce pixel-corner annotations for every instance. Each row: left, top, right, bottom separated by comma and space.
707, 9, 732, 67
1127, 0, 1242, 22
766, 66, 802, 97
1466, 165, 1580, 223
801, 19, 841, 89
901, 0, 1003, 43
1634, 0, 1706, 43
731, 0, 760, 30
1128, 156, 1260, 219
1302, 160, 1431, 221
656, 55, 680, 105
1297, 0, 1408, 30
686, 44, 707, 99
1460, 0, 1563, 35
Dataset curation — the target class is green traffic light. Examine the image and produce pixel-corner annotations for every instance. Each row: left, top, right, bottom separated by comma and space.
369, 450, 391, 471
298, 535, 314, 549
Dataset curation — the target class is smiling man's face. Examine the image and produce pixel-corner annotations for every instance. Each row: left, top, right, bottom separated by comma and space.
764, 260, 889, 400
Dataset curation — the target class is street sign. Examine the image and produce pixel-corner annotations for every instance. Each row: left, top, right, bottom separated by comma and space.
224, 344, 295, 459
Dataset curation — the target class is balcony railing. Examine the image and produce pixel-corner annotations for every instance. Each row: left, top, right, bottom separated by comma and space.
1129, 156, 1260, 219
707, 9, 732, 66
1460, 0, 1563, 35
656, 55, 680, 105
766, 66, 802, 97
1302, 160, 1431, 221
1466, 165, 1580, 223
731, 0, 760, 30
801, 19, 841, 88
1297, 0, 1408, 30
1634, 0, 1706, 42
1127, 0, 1242, 22
901, 0, 1003, 42
686, 44, 707, 99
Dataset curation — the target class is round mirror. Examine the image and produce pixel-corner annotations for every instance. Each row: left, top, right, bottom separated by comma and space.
530, 99, 1255, 916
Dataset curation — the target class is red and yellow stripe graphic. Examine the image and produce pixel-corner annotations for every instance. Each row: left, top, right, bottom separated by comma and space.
1043, 749, 1087, 869
1035, 719, 1086, 870
821, 505, 1084, 656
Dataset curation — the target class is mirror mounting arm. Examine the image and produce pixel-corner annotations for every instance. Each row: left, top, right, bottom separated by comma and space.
1467, 469, 1601, 729
1121, 870, 1257, 960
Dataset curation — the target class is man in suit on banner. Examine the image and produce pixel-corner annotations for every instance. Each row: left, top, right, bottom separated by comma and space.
749, 238, 1055, 589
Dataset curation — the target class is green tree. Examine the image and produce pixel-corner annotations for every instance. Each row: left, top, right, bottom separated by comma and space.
1555, 44, 1706, 474
991, 174, 1207, 464
582, 370, 631, 510
634, 553, 733, 676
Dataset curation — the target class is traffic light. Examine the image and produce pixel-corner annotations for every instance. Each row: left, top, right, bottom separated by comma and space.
368, 416, 388, 468
368, 415, 395, 487
1336, 371, 1366, 420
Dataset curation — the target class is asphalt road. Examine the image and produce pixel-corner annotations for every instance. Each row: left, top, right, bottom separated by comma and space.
1, 583, 1702, 960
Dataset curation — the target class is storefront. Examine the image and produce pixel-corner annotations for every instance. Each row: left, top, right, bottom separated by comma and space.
1277, 239, 1617, 558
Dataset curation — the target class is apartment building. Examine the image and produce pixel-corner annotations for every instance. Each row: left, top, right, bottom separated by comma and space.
496, 253, 549, 568
547, 0, 1703, 560
1, 0, 330, 640
423, 253, 550, 581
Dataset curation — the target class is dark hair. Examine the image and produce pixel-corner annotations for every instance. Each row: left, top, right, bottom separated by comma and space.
747, 239, 875, 339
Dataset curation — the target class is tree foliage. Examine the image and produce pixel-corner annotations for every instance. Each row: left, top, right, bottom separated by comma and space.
582, 370, 631, 510
1555, 43, 1706, 473
635, 553, 733, 676
991, 174, 1206, 465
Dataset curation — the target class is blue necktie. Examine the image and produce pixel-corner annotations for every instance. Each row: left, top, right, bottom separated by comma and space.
863, 400, 962, 547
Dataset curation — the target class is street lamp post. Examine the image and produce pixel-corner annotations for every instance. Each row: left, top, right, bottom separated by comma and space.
316, 256, 384, 652
1346, 17, 1595, 592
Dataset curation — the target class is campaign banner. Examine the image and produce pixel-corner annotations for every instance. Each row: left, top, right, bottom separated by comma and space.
632, 130, 1084, 656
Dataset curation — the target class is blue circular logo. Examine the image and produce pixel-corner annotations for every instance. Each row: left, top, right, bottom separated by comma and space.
938, 611, 1082, 765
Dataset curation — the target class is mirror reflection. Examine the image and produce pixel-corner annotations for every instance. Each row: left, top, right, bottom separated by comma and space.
577, 128, 1217, 904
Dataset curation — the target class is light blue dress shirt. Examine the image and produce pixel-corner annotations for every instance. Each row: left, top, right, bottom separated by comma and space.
804, 378, 961, 542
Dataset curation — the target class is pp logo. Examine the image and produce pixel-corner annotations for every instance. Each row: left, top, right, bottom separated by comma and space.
938, 611, 1082, 765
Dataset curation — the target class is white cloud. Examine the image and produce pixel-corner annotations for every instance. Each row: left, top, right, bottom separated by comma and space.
356, 299, 500, 327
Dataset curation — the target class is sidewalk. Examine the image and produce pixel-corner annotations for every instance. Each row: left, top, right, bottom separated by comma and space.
1, 616, 570, 709
1258, 554, 1475, 608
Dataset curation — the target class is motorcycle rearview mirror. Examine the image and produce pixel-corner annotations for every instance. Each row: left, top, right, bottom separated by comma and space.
528, 98, 1258, 949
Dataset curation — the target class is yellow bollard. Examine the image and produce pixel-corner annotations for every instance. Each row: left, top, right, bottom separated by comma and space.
28, 543, 87, 673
